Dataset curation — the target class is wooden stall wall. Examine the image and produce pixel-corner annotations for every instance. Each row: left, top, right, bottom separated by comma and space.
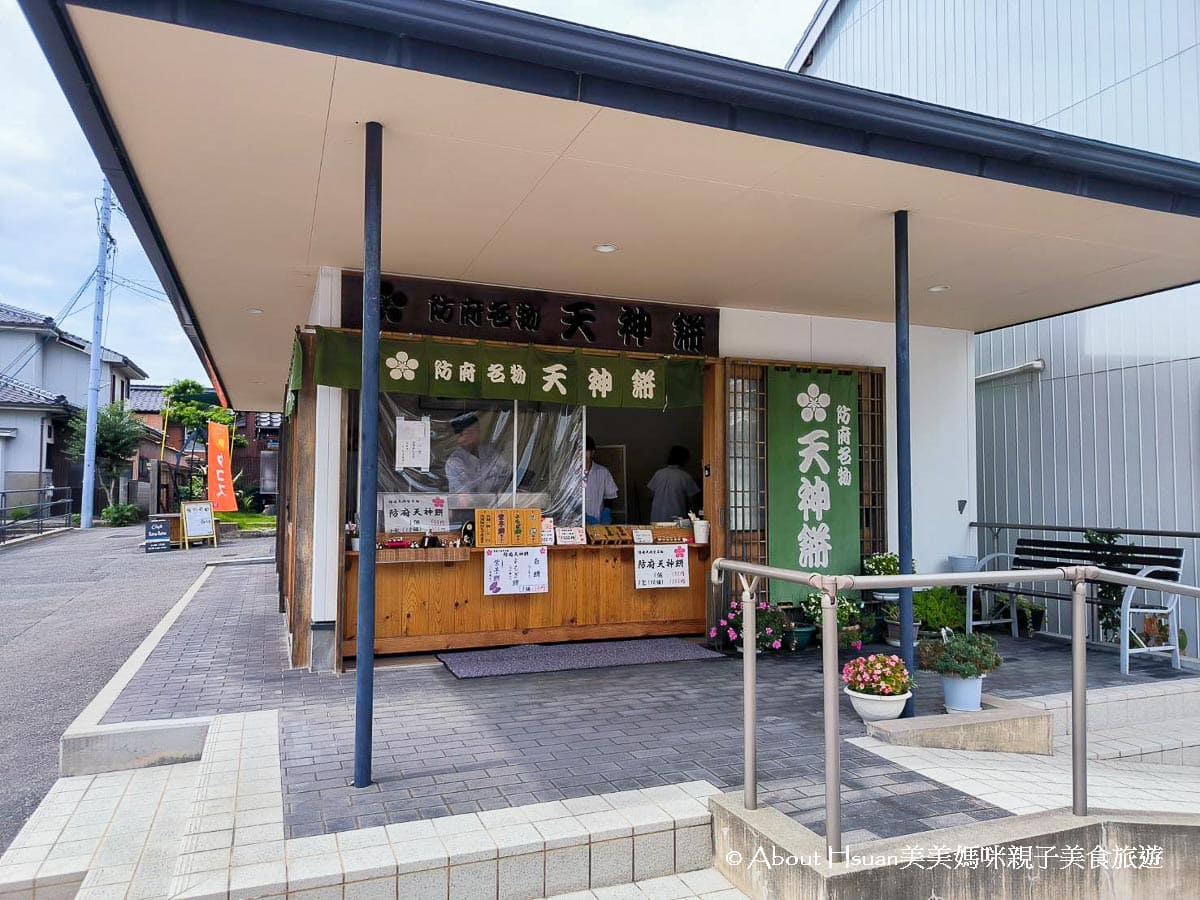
284, 332, 317, 669
343, 546, 708, 656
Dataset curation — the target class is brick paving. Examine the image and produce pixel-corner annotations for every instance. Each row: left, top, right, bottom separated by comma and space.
99, 564, 1196, 843
0, 528, 272, 852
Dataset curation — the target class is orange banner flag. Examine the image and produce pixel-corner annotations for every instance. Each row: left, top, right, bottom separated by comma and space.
207, 421, 238, 512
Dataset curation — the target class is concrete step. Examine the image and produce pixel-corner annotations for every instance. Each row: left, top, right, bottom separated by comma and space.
2, 710, 726, 900
1021, 676, 1200, 736
1052, 714, 1200, 764
545, 867, 747, 898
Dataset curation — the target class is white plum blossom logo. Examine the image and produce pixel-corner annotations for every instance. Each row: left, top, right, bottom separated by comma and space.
385, 351, 420, 381
797, 383, 831, 422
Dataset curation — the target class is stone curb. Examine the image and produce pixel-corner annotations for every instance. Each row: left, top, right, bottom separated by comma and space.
60, 567, 217, 777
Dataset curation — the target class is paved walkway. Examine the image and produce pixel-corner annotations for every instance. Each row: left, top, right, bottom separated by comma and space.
0, 527, 271, 852
98, 565, 1009, 844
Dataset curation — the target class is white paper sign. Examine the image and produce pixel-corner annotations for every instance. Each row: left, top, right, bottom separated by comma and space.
632, 528, 653, 545
635, 544, 690, 589
483, 547, 549, 595
555, 526, 587, 545
382, 493, 448, 533
395, 417, 431, 470
540, 517, 556, 545
181, 501, 215, 540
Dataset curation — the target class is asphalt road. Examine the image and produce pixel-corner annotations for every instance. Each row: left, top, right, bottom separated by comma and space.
0, 527, 272, 850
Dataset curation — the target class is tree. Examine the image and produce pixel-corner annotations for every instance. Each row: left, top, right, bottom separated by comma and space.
162, 379, 235, 432
64, 402, 145, 508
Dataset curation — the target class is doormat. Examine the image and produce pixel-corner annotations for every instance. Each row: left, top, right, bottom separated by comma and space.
437, 638, 724, 679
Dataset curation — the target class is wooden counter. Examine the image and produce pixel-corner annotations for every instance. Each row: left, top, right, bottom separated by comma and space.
341, 543, 709, 656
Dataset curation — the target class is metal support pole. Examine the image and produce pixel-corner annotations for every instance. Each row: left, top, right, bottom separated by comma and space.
81, 179, 113, 528
894, 210, 915, 717
739, 576, 758, 810
821, 584, 843, 859
353, 121, 383, 789
1071, 575, 1088, 815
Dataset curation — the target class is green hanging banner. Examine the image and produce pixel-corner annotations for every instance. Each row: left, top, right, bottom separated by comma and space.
379, 337, 430, 395
312, 328, 704, 408
766, 368, 861, 602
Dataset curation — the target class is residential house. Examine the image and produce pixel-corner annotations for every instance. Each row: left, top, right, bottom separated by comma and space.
0, 301, 147, 506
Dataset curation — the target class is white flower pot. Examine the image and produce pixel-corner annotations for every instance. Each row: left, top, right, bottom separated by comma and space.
844, 687, 911, 722
350, 537, 361, 551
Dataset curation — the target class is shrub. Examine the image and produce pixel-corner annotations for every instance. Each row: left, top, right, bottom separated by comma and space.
6, 507, 31, 523
100, 503, 143, 527
913, 587, 966, 631
917, 632, 1002, 679
841, 653, 911, 696
862, 552, 903, 576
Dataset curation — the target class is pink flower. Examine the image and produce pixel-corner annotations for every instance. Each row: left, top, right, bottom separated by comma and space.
719, 619, 727, 627
709, 628, 718, 638
853, 641, 863, 651
772, 640, 782, 650
764, 628, 773, 635
727, 628, 738, 641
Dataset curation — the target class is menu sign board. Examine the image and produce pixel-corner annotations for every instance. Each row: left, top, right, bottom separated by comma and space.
635, 544, 690, 589
382, 493, 449, 533
483, 547, 549, 595
181, 501, 216, 548
144, 519, 172, 553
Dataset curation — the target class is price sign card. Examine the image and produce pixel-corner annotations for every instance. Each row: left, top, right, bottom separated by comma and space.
382, 493, 448, 533
483, 547, 549, 595
635, 544, 690, 589
555, 526, 587, 545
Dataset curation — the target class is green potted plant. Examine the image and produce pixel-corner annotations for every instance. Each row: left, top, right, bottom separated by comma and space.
800, 592, 864, 652
712, 597, 789, 653
914, 587, 965, 637
880, 602, 920, 647
841, 653, 912, 721
775, 603, 816, 650
917, 631, 1002, 712
1015, 595, 1045, 636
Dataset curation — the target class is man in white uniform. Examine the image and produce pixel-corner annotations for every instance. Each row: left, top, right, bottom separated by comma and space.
584, 436, 618, 524
445, 413, 511, 495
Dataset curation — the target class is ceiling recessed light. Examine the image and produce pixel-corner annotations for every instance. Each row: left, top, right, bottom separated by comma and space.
927, 284, 951, 293
592, 243, 619, 254
246, 307, 264, 315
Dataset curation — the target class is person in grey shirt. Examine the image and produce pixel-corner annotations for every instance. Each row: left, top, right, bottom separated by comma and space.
648, 445, 700, 522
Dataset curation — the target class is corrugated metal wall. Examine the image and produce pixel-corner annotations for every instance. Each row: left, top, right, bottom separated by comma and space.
808, 0, 1200, 655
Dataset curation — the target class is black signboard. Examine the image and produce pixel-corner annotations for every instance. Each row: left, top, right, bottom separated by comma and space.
145, 518, 172, 553
340, 273, 718, 357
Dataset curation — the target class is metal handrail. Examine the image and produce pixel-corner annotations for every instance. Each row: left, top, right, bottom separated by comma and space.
710, 558, 1200, 861
0, 487, 74, 543
970, 520, 1200, 541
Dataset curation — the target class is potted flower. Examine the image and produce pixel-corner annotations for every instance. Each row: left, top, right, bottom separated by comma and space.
917, 631, 1002, 712
712, 597, 789, 653
880, 602, 921, 647
346, 521, 360, 552
841, 653, 912, 721
799, 592, 863, 652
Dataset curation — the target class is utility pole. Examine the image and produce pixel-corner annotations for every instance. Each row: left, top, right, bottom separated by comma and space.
81, 180, 113, 528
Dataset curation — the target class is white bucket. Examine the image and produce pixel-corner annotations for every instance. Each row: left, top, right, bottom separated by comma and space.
693, 520, 711, 544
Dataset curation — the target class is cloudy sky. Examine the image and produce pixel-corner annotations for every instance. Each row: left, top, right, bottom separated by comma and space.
1, 0, 818, 388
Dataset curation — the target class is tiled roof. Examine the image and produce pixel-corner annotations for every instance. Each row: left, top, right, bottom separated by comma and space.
0, 301, 147, 378
0, 375, 68, 408
255, 412, 283, 429
0, 302, 55, 329
129, 384, 168, 413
